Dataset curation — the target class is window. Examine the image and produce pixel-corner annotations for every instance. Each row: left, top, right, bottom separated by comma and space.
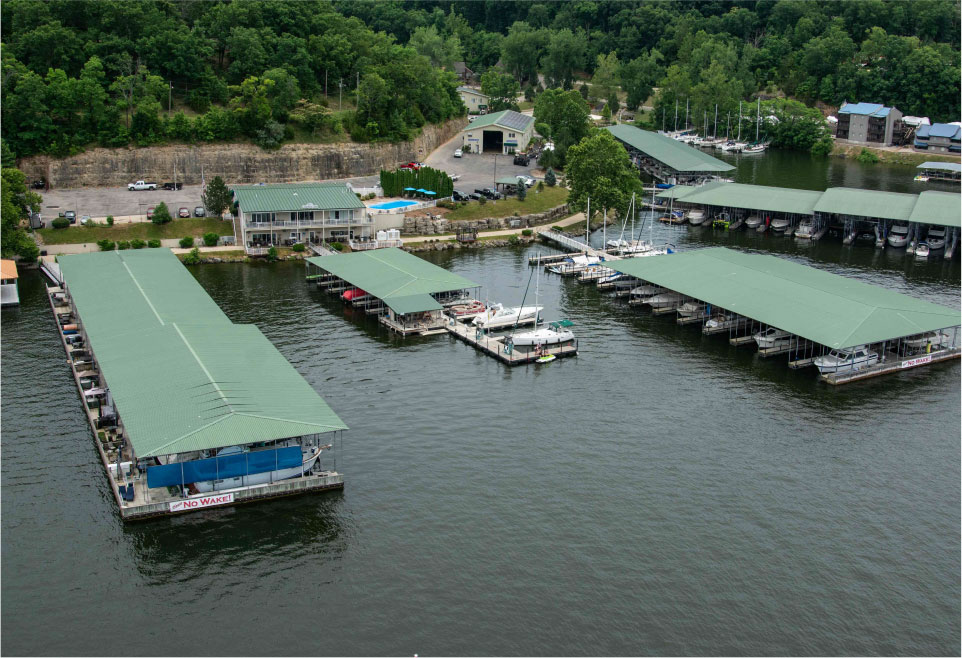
295, 211, 313, 222
333, 210, 340, 220
509, 133, 515, 137
250, 212, 275, 223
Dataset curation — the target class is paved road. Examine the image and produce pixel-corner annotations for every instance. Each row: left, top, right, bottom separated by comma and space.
425, 133, 541, 195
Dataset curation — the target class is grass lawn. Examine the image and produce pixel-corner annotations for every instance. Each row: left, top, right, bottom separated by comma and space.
38, 218, 234, 245
445, 186, 568, 222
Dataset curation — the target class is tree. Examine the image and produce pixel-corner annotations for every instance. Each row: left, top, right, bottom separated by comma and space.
409, 25, 461, 69
533, 88, 590, 163
545, 167, 556, 187
501, 22, 549, 84
517, 181, 527, 200
564, 131, 640, 217
481, 70, 521, 112
202, 176, 232, 217
619, 51, 663, 111
541, 29, 587, 89
1, 167, 41, 260
591, 52, 621, 102
152, 202, 172, 225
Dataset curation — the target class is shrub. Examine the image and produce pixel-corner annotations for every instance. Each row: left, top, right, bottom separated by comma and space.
329, 241, 343, 252
552, 225, 563, 232
521, 229, 533, 236
479, 196, 487, 206
106, 216, 114, 226
292, 243, 306, 252
83, 219, 98, 228
130, 239, 146, 249
147, 239, 162, 248
96, 239, 115, 251
182, 247, 201, 265
811, 136, 834, 157
508, 235, 520, 245
203, 232, 219, 247
267, 246, 279, 261
545, 168, 556, 187
51, 217, 70, 229
537, 181, 545, 192
517, 183, 527, 201
856, 148, 880, 164
179, 236, 194, 248
152, 202, 172, 225
116, 240, 130, 250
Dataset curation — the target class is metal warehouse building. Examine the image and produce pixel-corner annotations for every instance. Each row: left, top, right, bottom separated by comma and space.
461, 110, 535, 154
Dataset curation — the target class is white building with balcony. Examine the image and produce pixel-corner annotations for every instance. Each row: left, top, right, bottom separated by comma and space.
232, 183, 370, 254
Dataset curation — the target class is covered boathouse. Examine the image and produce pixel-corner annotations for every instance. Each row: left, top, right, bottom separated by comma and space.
52, 249, 348, 520
306, 247, 479, 335
605, 124, 734, 185
604, 247, 960, 385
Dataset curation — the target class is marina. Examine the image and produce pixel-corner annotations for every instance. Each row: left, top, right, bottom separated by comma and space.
49, 249, 347, 520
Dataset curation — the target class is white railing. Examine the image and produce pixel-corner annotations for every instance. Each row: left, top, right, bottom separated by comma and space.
247, 217, 371, 229
349, 239, 404, 251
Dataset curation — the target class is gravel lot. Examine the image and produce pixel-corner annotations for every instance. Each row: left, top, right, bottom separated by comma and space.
38, 185, 207, 223
424, 133, 540, 195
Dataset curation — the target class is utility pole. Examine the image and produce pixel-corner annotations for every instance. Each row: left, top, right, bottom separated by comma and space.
674, 99, 678, 132
662, 107, 665, 132
338, 79, 343, 111
168, 81, 172, 117
356, 71, 360, 109
324, 69, 328, 97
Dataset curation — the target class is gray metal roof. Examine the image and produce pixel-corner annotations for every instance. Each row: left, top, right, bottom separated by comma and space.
918, 162, 962, 172
232, 183, 366, 213
462, 110, 534, 133
605, 125, 734, 173
58, 249, 347, 458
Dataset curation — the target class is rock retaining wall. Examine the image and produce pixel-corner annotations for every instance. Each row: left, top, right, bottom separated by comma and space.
19, 119, 466, 189
402, 203, 570, 235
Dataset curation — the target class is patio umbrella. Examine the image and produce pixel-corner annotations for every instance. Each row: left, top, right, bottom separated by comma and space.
415, 188, 428, 194
403, 187, 416, 191
423, 190, 436, 196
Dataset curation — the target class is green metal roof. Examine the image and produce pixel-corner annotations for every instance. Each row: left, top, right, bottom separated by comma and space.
604, 248, 959, 349
654, 185, 698, 200
908, 191, 962, 228
232, 183, 365, 213
385, 294, 443, 315
813, 187, 918, 222
308, 248, 476, 314
57, 249, 347, 458
605, 125, 734, 173
462, 110, 534, 132
659, 181, 822, 215
496, 176, 526, 185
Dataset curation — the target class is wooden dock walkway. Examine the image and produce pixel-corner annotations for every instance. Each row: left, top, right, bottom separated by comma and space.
822, 348, 961, 385
445, 319, 578, 366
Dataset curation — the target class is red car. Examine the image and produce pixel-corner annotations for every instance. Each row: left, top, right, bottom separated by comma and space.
147, 206, 155, 219
400, 161, 423, 171
179, 207, 190, 218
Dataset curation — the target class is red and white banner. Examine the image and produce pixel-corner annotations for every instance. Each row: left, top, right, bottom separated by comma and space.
902, 354, 933, 368
169, 492, 234, 513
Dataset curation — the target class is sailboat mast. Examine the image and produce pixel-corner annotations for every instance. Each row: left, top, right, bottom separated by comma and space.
603, 207, 607, 249
585, 197, 590, 246
685, 97, 689, 131
756, 97, 760, 143
674, 99, 678, 132
737, 101, 742, 141
714, 104, 718, 139
727, 112, 731, 140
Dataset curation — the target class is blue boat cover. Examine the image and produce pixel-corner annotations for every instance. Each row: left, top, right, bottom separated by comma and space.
147, 446, 303, 488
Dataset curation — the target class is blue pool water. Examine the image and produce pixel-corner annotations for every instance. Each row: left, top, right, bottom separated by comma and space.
370, 200, 418, 210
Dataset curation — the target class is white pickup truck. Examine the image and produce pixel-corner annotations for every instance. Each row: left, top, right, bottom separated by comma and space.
127, 180, 157, 191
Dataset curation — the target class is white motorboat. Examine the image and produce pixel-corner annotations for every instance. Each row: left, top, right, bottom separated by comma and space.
606, 238, 629, 250
687, 209, 709, 226
742, 143, 766, 154
627, 245, 670, 258
597, 272, 623, 285
578, 264, 615, 281
794, 220, 814, 239
903, 331, 950, 352
677, 301, 706, 319
510, 320, 575, 347
744, 215, 764, 229
547, 254, 600, 275
887, 223, 909, 248
915, 241, 930, 259
193, 442, 327, 493
753, 327, 791, 349
814, 346, 879, 375
629, 284, 665, 302
927, 226, 946, 251
720, 141, 746, 152
472, 303, 542, 329
646, 291, 685, 310
770, 217, 791, 232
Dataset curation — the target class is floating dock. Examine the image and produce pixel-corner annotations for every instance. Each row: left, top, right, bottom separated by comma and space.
605, 247, 961, 385
445, 319, 578, 366
52, 249, 347, 521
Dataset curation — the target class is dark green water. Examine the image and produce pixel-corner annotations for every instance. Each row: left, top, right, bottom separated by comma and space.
2, 219, 959, 655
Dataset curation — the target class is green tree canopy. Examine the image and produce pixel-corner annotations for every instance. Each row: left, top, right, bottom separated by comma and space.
564, 130, 641, 216
481, 70, 521, 112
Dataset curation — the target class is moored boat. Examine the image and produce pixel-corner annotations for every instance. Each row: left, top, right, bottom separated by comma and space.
677, 301, 707, 319
770, 217, 791, 232
510, 319, 575, 347
915, 241, 931, 259
794, 220, 814, 239
447, 299, 486, 320
473, 303, 542, 329
753, 327, 791, 349
814, 346, 879, 375
887, 223, 909, 248
745, 215, 763, 229
687, 209, 709, 226
646, 291, 686, 310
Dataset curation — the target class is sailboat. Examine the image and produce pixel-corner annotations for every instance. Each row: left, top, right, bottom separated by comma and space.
721, 102, 748, 152
511, 255, 575, 348
742, 98, 768, 154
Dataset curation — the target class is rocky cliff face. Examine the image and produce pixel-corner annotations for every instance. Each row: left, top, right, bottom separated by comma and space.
402, 204, 571, 235
19, 118, 466, 189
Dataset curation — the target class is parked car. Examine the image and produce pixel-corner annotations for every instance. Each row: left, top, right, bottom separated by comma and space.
454, 148, 463, 158
29, 212, 43, 229
467, 192, 482, 201
178, 207, 190, 218
194, 206, 205, 217
163, 182, 184, 191
147, 206, 155, 219
64, 210, 76, 224
513, 154, 530, 166
453, 190, 467, 202
80, 215, 92, 225
481, 188, 501, 199
127, 180, 157, 191
31, 178, 46, 189
519, 175, 535, 187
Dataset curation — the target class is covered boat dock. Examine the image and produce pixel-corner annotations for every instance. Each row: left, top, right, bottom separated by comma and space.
604, 247, 960, 384
916, 161, 961, 183
51, 249, 348, 520
306, 247, 479, 335
606, 125, 734, 185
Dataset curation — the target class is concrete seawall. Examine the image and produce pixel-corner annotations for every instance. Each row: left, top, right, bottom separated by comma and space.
19, 118, 467, 189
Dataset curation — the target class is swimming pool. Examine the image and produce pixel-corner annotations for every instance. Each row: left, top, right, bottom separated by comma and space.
370, 200, 419, 210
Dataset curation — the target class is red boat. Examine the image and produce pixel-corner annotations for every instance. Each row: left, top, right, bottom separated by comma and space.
342, 288, 369, 301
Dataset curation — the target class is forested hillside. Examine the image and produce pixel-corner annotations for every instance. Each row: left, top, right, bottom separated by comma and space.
2, 0, 959, 160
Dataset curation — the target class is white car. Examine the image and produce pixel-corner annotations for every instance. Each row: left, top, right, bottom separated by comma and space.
454, 149, 462, 158
519, 176, 535, 187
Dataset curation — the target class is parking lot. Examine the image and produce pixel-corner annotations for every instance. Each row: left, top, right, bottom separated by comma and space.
425, 134, 540, 196
38, 184, 207, 223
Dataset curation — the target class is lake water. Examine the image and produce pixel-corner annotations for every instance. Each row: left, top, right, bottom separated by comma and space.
2, 151, 960, 656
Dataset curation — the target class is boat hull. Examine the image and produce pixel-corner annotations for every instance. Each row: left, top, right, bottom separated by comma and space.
194, 447, 322, 493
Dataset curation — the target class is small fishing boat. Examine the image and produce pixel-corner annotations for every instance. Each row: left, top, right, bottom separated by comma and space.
914, 174, 929, 182
687, 209, 709, 226
744, 215, 764, 229
915, 241, 930, 258
473, 303, 542, 329
646, 292, 686, 310
511, 320, 575, 347
677, 301, 707, 319
887, 223, 909, 248
753, 327, 791, 349
770, 217, 791, 232
712, 212, 731, 229
927, 226, 946, 251
659, 210, 687, 225
741, 143, 766, 154
794, 220, 814, 239
814, 346, 879, 375
629, 284, 665, 302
